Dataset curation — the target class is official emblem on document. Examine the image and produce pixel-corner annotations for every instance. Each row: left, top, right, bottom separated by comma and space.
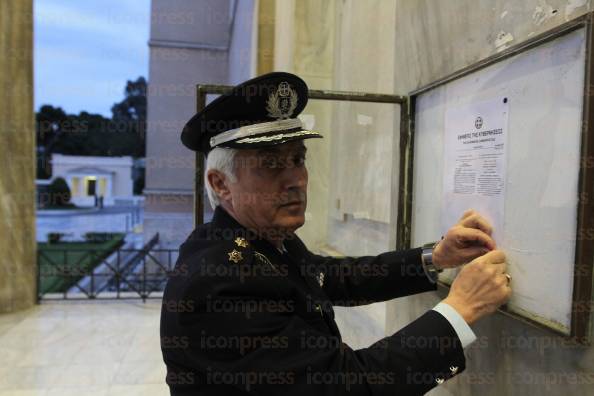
266, 81, 298, 119
316, 271, 325, 288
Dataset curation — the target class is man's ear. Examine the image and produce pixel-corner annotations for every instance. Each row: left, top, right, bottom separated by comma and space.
207, 170, 232, 202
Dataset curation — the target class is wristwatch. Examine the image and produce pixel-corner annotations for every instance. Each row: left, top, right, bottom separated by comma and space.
421, 241, 443, 284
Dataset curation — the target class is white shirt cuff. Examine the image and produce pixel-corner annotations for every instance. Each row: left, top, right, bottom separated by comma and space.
432, 302, 477, 349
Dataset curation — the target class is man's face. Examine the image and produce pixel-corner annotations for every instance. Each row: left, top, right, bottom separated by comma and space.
228, 140, 308, 237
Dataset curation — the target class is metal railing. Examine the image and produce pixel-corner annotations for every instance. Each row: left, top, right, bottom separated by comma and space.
37, 233, 178, 302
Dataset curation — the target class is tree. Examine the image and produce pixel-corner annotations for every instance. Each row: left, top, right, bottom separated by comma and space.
46, 177, 72, 207
35, 76, 148, 161
36, 105, 68, 179
111, 77, 147, 150
111, 77, 147, 122
36, 105, 68, 148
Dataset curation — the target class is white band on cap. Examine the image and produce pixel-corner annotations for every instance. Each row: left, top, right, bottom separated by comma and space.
209, 118, 303, 148
235, 130, 320, 144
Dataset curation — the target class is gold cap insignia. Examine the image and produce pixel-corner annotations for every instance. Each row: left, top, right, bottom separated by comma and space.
228, 250, 243, 263
266, 82, 298, 119
234, 237, 249, 248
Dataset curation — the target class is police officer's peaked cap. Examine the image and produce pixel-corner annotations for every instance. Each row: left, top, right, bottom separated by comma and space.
181, 72, 323, 153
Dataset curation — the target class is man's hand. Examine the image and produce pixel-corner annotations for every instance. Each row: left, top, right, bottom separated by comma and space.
442, 250, 511, 325
433, 209, 496, 269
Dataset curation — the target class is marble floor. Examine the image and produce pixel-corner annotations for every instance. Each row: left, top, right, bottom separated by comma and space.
0, 300, 168, 396
0, 298, 387, 395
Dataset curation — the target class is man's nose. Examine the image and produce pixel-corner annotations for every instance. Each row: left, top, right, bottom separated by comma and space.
283, 163, 307, 190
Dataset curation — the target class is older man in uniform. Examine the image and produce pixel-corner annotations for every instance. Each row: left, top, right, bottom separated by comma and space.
160, 72, 511, 395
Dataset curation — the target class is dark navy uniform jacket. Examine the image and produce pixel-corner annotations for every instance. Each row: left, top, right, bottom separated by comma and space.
160, 206, 466, 395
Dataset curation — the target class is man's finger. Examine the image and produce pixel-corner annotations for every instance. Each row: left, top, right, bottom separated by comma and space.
460, 209, 476, 220
473, 258, 506, 273
456, 227, 496, 250
490, 262, 507, 274
459, 246, 490, 262
482, 249, 506, 264
460, 214, 493, 237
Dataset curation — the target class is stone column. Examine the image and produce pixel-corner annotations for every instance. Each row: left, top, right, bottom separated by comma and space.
257, 0, 276, 75
0, 0, 36, 313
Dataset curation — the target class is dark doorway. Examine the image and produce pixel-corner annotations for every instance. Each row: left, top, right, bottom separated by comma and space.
87, 179, 96, 196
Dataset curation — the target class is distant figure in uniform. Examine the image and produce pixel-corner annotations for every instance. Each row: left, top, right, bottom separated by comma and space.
160, 72, 512, 395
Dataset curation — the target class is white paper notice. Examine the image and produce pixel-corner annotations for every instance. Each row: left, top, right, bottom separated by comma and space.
442, 98, 509, 244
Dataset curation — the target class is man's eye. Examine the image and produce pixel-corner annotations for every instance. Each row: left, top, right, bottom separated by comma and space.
294, 155, 306, 166
262, 158, 280, 168
261, 154, 305, 169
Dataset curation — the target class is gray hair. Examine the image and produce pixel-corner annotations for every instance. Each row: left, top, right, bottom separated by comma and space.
204, 147, 239, 209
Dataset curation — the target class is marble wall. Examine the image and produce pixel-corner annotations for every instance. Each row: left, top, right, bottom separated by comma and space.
274, 0, 336, 252
274, 0, 594, 393
228, 0, 257, 85
0, 0, 37, 313
274, 0, 401, 256
144, 0, 233, 248
389, 1, 594, 395
272, 0, 400, 350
